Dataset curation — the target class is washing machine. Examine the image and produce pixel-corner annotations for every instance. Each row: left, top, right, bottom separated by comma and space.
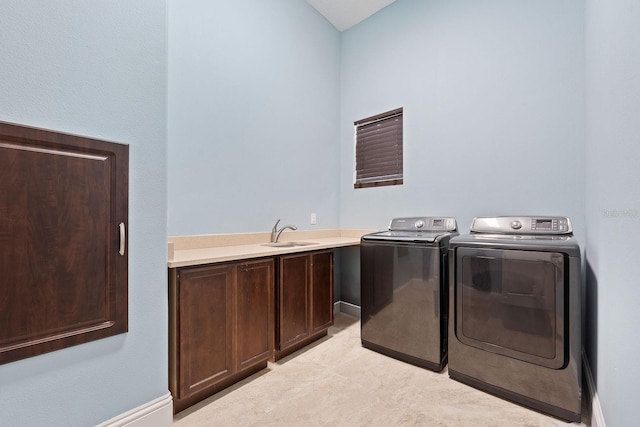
361, 217, 457, 372
448, 216, 581, 422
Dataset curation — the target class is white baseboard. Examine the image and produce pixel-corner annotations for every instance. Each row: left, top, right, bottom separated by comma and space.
96, 392, 173, 427
334, 301, 361, 318
583, 349, 606, 427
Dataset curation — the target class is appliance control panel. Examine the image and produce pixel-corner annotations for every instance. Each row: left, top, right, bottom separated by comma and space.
388, 217, 457, 232
470, 216, 572, 235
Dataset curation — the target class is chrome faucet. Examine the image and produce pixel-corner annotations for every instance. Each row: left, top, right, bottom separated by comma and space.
271, 219, 297, 243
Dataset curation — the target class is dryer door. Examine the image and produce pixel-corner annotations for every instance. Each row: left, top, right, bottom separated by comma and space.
455, 248, 566, 369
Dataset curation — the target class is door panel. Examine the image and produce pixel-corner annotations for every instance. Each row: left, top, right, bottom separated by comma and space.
0, 122, 128, 366
456, 248, 565, 369
311, 251, 333, 334
178, 265, 234, 398
235, 259, 274, 371
279, 255, 310, 350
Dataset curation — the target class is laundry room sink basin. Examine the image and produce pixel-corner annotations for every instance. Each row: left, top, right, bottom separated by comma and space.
262, 242, 316, 248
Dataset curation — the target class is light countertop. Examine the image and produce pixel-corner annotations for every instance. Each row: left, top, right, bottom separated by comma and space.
168, 229, 375, 268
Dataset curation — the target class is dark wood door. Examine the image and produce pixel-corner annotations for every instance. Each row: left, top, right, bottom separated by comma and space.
235, 259, 274, 372
0, 121, 128, 366
311, 251, 334, 334
178, 264, 234, 399
278, 254, 311, 351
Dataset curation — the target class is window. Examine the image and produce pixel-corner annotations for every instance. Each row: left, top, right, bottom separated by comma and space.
354, 108, 403, 189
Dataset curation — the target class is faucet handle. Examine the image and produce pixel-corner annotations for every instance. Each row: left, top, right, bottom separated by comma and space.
272, 219, 281, 232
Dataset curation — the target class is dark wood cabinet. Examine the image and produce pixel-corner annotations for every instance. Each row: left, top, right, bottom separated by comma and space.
311, 250, 334, 334
0, 121, 128, 366
278, 254, 311, 351
175, 264, 234, 399
274, 250, 334, 360
169, 250, 333, 411
169, 258, 274, 413
235, 261, 274, 371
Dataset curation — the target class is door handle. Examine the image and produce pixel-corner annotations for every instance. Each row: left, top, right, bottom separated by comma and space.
119, 222, 126, 256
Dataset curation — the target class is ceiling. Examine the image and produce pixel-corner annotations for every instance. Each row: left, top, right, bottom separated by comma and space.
305, 0, 397, 32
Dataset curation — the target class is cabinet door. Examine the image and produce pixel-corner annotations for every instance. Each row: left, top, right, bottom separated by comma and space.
278, 254, 311, 350
177, 264, 234, 399
235, 259, 274, 371
311, 251, 334, 334
0, 122, 128, 366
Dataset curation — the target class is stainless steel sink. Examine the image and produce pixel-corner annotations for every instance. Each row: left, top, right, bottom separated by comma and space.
261, 242, 316, 248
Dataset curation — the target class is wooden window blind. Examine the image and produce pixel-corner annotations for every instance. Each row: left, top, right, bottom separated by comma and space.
354, 108, 403, 189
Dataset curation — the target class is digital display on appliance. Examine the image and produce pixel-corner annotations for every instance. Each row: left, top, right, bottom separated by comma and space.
535, 219, 552, 229
432, 219, 443, 226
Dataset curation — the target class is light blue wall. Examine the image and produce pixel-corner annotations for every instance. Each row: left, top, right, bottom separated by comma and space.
0, 1, 168, 426
3, 1, 628, 425
339, 0, 586, 242
585, 0, 640, 425
167, 0, 341, 236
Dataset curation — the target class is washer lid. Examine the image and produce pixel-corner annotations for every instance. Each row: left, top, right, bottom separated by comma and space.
470, 216, 572, 235
362, 230, 446, 243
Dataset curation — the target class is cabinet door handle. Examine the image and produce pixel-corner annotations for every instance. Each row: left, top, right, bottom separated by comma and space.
119, 222, 126, 256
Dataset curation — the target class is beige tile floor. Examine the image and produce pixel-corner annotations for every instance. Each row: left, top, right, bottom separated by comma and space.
174, 313, 590, 427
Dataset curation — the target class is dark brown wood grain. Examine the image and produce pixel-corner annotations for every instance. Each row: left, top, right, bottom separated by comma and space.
276, 250, 334, 357
169, 258, 275, 412
0, 121, 128, 365
278, 254, 311, 351
311, 251, 334, 334
235, 259, 274, 371
177, 264, 234, 399
169, 251, 332, 412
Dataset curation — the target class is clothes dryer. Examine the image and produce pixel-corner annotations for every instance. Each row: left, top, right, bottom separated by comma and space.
448, 216, 581, 422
